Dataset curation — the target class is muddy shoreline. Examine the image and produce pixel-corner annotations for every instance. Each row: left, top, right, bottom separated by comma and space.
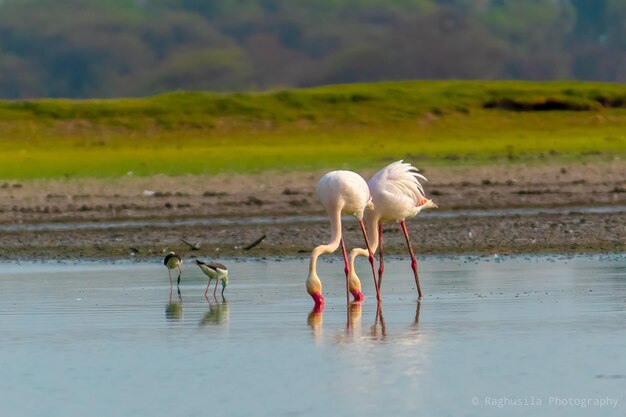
1, 161, 625, 260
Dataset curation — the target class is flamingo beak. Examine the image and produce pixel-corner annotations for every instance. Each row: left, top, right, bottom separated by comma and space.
310, 292, 325, 306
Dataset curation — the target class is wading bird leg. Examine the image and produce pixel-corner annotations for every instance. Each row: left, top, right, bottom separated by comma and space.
168, 270, 173, 287
378, 222, 385, 290
213, 278, 219, 298
177, 265, 182, 286
359, 219, 381, 302
340, 237, 350, 305
204, 280, 211, 296
400, 220, 422, 299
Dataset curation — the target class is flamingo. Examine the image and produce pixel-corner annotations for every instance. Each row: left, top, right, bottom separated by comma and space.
348, 161, 437, 299
306, 170, 380, 306
195, 260, 229, 298
163, 251, 183, 287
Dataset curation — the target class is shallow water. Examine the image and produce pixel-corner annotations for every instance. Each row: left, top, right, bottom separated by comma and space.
3, 204, 625, 232
1, 255, 625, 417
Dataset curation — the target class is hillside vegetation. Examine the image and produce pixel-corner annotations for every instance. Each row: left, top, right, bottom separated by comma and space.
1, 0, 626, 98
3, 80, 626, 179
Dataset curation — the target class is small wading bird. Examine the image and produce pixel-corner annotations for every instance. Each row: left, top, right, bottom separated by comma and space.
349, 161, 437, 298
164, 251, 183, 286
307, 170, 380, 306
195, 260, 229, 298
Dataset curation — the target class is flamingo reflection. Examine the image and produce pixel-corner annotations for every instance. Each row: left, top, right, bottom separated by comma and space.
307, 303, 325, 343
165, 287, 183, 320
335, 302, 362, 343
369, 303, 387, 341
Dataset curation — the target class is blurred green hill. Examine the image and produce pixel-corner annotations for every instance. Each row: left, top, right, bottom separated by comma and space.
1, 80, 625, 178
0, 0, 625, 98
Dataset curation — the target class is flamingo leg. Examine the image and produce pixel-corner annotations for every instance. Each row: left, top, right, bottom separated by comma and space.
400, 220, 423, 299
358, 219, 381, 302
378, 222, 385, 290
340, 237, 350, 305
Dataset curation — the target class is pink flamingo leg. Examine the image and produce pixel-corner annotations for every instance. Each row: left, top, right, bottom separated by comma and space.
378, 222, 385, 290
340, 237, 350, 305
400, 220, 422, 298
359, 219, 381, 302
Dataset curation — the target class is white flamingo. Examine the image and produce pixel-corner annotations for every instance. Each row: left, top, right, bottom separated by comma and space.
348, 161, 437, 298
306, 170, 380, 306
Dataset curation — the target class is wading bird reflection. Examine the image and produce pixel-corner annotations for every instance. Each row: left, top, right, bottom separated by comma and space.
165, 287, 183, 320
200, 298, 229, 326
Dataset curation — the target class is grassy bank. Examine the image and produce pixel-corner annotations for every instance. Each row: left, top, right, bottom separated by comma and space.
3, 80, 626, 179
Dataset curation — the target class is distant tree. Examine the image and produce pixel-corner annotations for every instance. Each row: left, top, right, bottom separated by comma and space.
322, 7, 506, 83
482, 0, 574, 79
0, 0, 624, 97
142, 47, 252, 93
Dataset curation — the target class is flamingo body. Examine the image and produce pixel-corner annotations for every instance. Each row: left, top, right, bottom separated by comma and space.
367, 160, 431, 227
316, 170, 373, 219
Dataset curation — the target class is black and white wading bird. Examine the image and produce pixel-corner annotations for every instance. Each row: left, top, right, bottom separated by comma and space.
195, 260, 229, 298
164, 251, 183, 286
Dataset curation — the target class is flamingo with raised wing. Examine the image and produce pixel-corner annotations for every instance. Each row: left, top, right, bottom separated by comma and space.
348, 161, 437, 299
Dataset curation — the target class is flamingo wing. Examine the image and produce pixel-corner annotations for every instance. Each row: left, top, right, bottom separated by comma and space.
369, 160, 428, 207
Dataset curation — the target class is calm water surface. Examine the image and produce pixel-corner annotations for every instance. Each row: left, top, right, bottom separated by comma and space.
1, 255, 625, 417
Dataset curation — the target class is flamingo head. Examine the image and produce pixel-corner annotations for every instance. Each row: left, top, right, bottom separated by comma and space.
348, 270, 364, 302
306, 271, 325, 306
310, 291, 325, 306
413, 198, 438, 216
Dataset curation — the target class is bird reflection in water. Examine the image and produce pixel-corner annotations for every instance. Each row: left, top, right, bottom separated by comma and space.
369, 303, 386, 341
308, 301, 423, 344
165, 287, 183, 320
411, 301, 422, 330
335, 302, 362, 343
307, 303, 325, 344
200, 296, 229, 326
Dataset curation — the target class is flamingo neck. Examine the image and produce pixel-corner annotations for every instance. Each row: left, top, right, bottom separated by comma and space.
364, 211, 381, 254
309, 207, 342, 274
